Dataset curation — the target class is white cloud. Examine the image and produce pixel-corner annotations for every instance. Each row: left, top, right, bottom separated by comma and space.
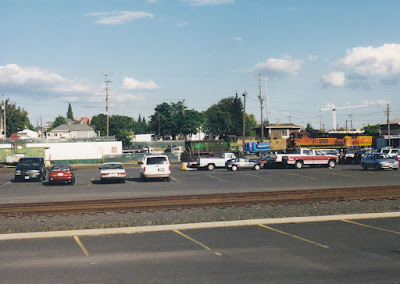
339, 43, 400, 76
246, 56, 303, 78
87, 11, 154, 25
361, 99, 390, 106
322, 72, 347, 87
308, 54, 318, 61
111, 93, 146, 103
183, 0, 234, 6
122, 77, 159, 91
231, 36, 242, 41
176, 22, 189, 28
0, 64, 96, 94
322, 43, 400, 88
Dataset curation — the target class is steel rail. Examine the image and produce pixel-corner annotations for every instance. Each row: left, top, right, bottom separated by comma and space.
1, 185, 400, 218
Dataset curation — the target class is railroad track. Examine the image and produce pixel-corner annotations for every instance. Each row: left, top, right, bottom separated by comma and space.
1, 185, 400, 218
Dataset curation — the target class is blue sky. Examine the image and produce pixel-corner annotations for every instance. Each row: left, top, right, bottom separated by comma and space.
1, 0, 400, 130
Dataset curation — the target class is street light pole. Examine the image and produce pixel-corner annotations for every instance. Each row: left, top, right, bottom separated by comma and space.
242, 91, 247, 155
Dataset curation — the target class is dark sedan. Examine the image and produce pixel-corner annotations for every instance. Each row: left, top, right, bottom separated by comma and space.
360, 153, 399, 170
226, 157, 261, 171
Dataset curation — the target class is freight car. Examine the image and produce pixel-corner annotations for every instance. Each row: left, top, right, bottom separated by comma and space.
181, 136, 239, 162
287, 132, 374, 150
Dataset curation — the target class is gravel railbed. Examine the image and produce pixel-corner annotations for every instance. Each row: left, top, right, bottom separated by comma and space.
1, 198, 400, 234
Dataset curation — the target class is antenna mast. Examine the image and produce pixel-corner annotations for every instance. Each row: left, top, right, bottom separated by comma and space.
104, 73, 111, 136
258, 74, 264, 141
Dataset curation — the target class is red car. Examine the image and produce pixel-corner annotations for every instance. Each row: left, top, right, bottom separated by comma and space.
48, 164, 75, 185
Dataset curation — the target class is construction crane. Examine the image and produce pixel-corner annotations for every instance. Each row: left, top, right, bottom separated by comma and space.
320, 103, 368, 131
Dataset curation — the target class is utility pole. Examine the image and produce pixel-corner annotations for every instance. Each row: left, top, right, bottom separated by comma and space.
104, 73, 111, 136
350, 114, 353, 130
258, 74, 264, 142
2, 94, 5, 140
242, 91, 247, 155
387, 103, 391, 147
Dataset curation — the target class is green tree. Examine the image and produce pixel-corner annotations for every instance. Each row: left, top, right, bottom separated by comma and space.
67, 103, 74, 120
91, 114, 136, 147
52, 116, 67, 129
204, 95, 243, 137
149, 101, 203, 139
363, 124, 380, 134
245, 113, 257, 136
90, 114, 107, 136
3, 99, 33, 136
135, 114, 147, 134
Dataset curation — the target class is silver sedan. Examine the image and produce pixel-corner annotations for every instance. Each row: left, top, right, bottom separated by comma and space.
360, 153, 399, 170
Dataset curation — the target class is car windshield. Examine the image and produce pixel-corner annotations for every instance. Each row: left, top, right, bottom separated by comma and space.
374, 154, 390, 159
147, 157, 168, 165
51, 165, 71, 171
102, 164, 123, 170
18, 158, 41, 167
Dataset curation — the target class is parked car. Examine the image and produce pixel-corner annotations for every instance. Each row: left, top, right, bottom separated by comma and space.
320, 149, 340, 157
48, 164, 75, 185
226, 157, 261, 171
360, 153, 399, 170
14, 156, 46, 182
99, 162, 126, 183
379, 148, 400, 158
139, 154, 171, 181
249, 154, 275, 168
344, 149, 358, 164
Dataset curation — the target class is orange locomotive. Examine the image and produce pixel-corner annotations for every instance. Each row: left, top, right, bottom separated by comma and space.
287, 132, 374, 150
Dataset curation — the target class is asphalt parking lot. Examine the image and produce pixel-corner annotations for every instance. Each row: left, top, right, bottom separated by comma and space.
0, 164, 400, 203
1, 216, 400, 282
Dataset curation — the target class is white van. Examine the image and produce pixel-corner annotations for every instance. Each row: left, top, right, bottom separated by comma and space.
140, 155, 171, 181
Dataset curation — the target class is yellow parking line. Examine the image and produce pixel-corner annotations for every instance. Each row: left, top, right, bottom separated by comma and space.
170, 176, 181, 184
244, 173, 268, 180
258, 224, 329, 248
206, 174, 227, 183
342, 220, 400, 235
173, 230, 222, 256
73, 236, 89, 256
0, 181, 11, 187
88, 178, 94, 186
287, 173, 317, 180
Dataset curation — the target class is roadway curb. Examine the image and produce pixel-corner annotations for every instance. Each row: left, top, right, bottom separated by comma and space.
1, 211, 400, 240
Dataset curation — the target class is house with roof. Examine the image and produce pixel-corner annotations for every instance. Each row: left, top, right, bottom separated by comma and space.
253, 123, 304, 139
46, 122, 97, 140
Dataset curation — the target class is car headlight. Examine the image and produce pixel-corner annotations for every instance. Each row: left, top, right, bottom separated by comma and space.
15, 170, 21, 175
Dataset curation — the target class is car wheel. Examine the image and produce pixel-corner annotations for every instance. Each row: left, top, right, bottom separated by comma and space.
231, 165, 238, 171
165, 176, 171, 181
374, 163, 381, 171
207, 164, 215, 171
362, 163, 368, 170
328, 160, 336, 168
71, 178, 75, 185
295, 160, 303, 169
393, 168, 398, 171
254, 164, 261, 170
122, 179, 126, 183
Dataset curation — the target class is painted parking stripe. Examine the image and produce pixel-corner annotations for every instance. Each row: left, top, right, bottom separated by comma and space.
170, 176, 181, 184
73, 236, 89, 256
258, 224, 329, 249
173, 230, 222, 256
88, 178, 94, 186
206, 174, 227, 183
342, 219, 400, 235
244, 173, 268, 180
286, 173, 317, 180
0, 181, 11, 187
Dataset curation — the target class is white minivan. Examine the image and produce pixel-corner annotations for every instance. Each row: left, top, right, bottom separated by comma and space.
139, 155, 171, 181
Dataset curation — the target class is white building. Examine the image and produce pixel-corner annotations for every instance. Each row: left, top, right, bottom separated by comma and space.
47, 122, 97, 140
17, 129, 39, 139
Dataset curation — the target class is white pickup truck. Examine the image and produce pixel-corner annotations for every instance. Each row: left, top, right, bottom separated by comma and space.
196, 152, 237, 171
273, 148, 338, 169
